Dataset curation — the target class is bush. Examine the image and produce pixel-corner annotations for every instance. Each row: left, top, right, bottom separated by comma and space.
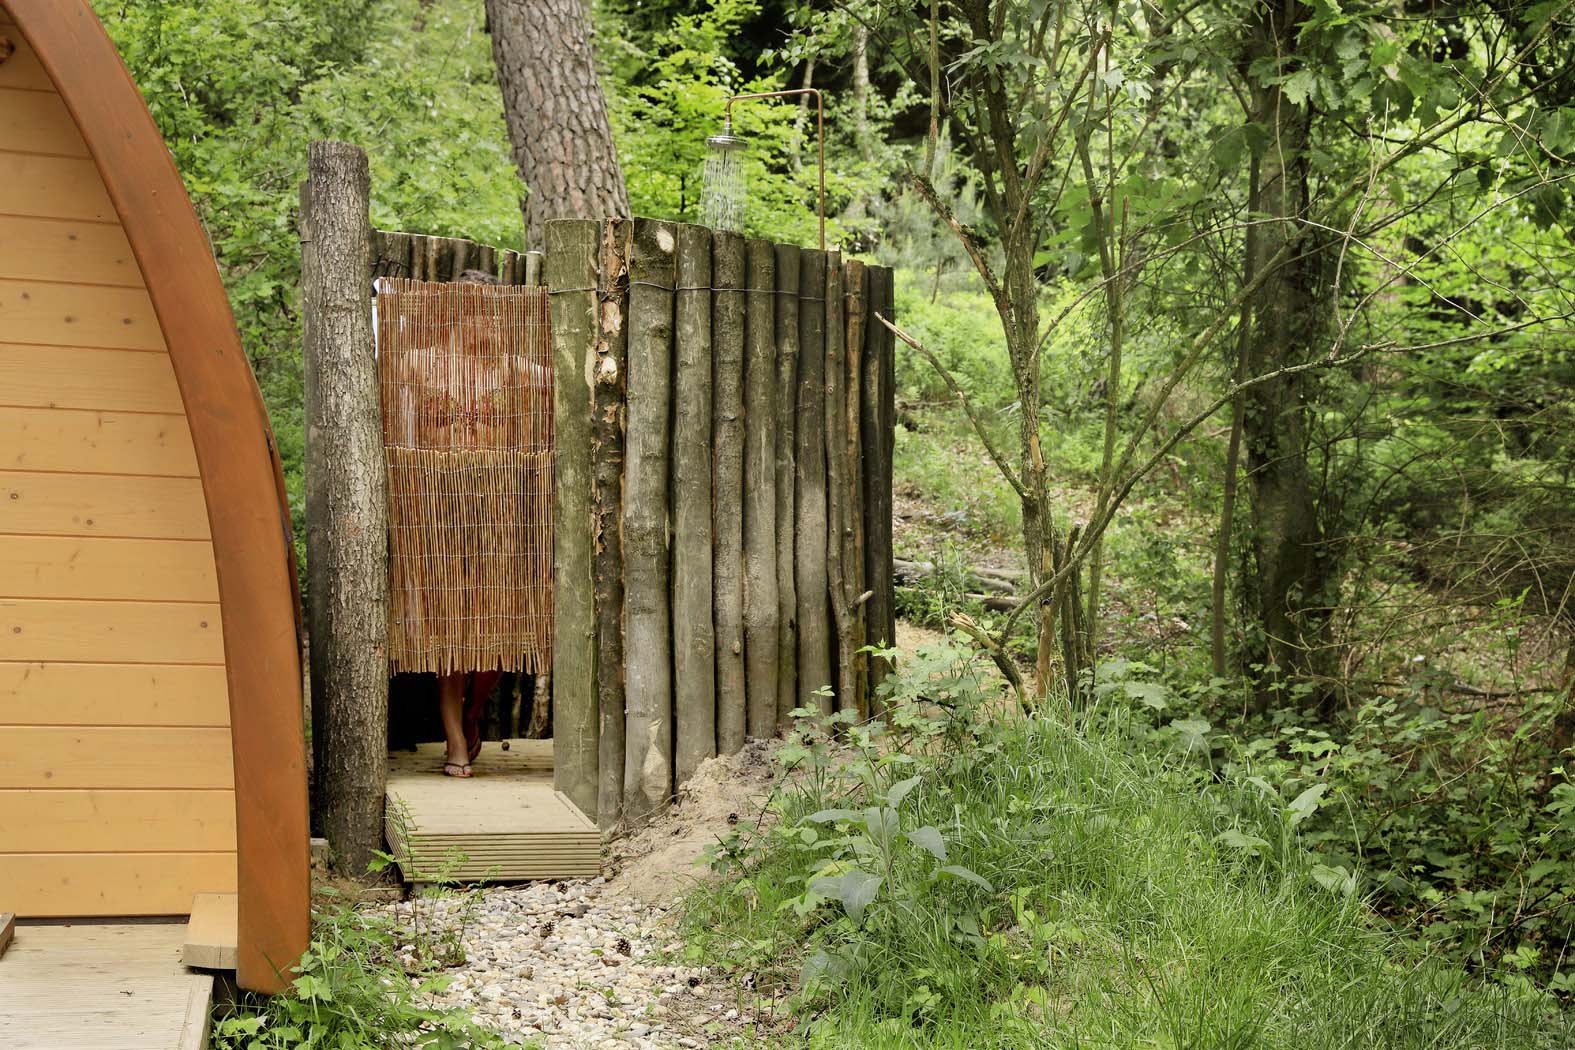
686, 642, 1572, 1048
212, 895, 517, 1050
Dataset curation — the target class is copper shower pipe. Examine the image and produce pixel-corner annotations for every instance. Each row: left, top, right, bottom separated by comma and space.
724, 89, 825, 251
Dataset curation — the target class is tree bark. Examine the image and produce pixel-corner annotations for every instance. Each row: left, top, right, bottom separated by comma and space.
545, 218, 601, 819
842, 260, 869, 715
773, 245, 802, 727
712, 232, 748, 752
673, 224, 717, 781
823, 254, 857, 715
862, 267, 897, 700
742, 240, 780, 738
796, 250, 833, 715
301, 140, 388, 874
592, 220, 631, 828
486, 0, 629, 250
1212, 156, 1260, 679
623, 219, 677, 821
1241, 0, 1336, 710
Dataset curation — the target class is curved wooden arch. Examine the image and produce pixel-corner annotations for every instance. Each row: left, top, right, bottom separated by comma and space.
7, 0, 309, 993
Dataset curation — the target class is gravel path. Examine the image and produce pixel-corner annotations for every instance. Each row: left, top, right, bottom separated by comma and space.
381, 878, 737, 1049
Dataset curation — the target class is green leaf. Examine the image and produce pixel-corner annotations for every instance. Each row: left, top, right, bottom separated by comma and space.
1286, 784, 1329, 827
887, 775, 923, 809
1283, 69, 1319, 107
812, 869, 884, 923
908, 825, 948, 862
939, 865, 994, 892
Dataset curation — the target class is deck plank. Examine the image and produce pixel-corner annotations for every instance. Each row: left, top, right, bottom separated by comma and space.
0, 921, 214, 1050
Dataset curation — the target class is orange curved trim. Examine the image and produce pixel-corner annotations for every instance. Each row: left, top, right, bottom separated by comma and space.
8, 0, 310, 993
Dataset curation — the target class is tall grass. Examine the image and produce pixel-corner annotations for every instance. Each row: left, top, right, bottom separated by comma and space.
684, 643, 1571, 1048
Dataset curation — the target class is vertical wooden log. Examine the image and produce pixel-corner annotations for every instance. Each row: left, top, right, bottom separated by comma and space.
862, 267, 897, 699
712, 232, 747, 753
795, 249, 833, 715
772, 244, 801, 727
525, 250, 545, 286
477, 242, 496, 279
451, 238, 471, 277
300, 141, 388, 874
822, 253, 857, 715
742, 240, 779, 738
623, 218, 677, 821
502, 250, 520, 285
673, 224, 716, 783
843, 261, 869, 715
592, 219, 632, 828
545, 218, 600, 818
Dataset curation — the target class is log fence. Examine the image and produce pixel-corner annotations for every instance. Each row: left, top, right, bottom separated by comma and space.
547, 217, 895, 826
304, 177, 895, 839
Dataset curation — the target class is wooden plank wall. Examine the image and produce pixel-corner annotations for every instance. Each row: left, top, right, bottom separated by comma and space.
545, 217, 896, 828
0, 7, 236, 915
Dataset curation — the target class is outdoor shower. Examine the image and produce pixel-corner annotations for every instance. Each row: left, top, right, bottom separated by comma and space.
701, 89, 826, 250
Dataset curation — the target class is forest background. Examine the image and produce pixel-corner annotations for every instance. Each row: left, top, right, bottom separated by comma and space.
91, 0, 1575, 999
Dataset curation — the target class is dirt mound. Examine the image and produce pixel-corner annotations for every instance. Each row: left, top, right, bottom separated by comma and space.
602, 737, 780, 906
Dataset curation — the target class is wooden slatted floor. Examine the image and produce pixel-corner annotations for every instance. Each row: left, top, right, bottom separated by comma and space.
0, 921, 211, 1050
385, 739, 600, 883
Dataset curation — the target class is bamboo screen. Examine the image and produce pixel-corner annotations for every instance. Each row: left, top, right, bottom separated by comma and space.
375, 279, 554, 675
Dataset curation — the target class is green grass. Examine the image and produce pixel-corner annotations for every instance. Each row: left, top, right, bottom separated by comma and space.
682, 643, 1572, 1049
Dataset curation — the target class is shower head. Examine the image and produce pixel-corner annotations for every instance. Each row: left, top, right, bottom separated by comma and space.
706, 117, 746, 152
701, 115, 749, 234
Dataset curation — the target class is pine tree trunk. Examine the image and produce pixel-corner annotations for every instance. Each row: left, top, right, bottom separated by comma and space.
545, 218, 602, 819
301, 141, 388, 874
486, 0, 629, 249
623, 219, 677, 821
742, 240, 780, 738
673, 224, 717, 781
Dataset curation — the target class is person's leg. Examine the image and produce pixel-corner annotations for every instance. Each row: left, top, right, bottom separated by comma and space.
464, 670, 503, 762
438, 673, 470, 775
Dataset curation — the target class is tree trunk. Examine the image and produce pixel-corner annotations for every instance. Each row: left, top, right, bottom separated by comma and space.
791, 57, 816, 173
742, 240, 780, 738
862, 267, 897, 700
712, 232, 748, 751
773, 245, 802, 726
545, 218, 601, 819
301, 140, 388, 874
1241, 0, 1335, 710
486, 0, 629, 250
852, 25, 873, 164
623, 219, 677, 821
674, 224, 717, 781
1212, 156, 1259, 679
592, 220, 631, 828
842, 261, 869, 715
822, 254, 856, 715
796, 250, 833, 715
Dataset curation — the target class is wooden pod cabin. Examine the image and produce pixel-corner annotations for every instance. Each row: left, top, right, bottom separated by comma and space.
0, 0, 308, 994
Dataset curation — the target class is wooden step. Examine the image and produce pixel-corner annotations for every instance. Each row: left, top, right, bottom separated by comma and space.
385, 739, 600, 884
0, 921, 211, 1049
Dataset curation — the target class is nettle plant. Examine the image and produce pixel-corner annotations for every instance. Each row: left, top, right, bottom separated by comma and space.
706, 643, 1005, 998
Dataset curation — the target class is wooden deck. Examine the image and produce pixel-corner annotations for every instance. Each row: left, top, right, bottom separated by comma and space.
385, 739, 600, 883
0, 921, 211, 1049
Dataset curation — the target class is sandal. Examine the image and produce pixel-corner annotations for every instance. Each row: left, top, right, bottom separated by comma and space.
442, 761, 472, 778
